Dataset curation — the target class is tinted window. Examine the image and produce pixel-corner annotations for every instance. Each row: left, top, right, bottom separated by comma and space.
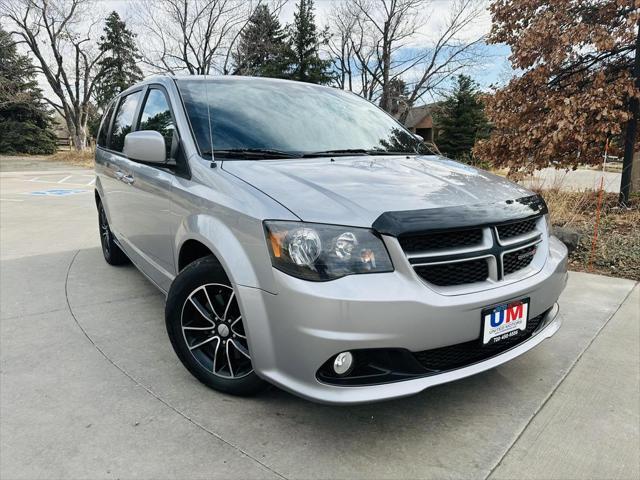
109, 91, 141, 152
177, 78, 420, 159
97, 102, 115, 147
139, 89, 175, 158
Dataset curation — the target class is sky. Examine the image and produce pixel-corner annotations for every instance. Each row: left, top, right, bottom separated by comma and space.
103, 0, 512, 89
30, 0, 513, 104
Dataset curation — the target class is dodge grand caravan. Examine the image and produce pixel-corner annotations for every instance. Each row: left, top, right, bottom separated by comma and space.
94, 76, 568, 404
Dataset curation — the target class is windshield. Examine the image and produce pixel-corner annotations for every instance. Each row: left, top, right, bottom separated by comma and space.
176, 77, 422, 159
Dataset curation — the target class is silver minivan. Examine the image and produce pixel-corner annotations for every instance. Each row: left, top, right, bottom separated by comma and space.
95, 75, 568, 404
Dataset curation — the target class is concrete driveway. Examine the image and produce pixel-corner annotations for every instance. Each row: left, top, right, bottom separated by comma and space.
523, 167, 622, 193
1, 167, 638, 480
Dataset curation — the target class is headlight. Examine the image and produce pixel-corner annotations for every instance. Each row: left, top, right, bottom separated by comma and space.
264, 221, 394, 281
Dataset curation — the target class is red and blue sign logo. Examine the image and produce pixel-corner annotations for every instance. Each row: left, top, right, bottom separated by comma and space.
489, 301, 525, 327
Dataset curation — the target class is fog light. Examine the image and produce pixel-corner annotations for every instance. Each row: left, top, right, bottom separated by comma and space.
333, 351, 354, 376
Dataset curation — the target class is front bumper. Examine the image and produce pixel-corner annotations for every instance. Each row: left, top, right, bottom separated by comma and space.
237, 236, 568, 405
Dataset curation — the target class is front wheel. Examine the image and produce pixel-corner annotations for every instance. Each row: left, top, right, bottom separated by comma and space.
165, 256, 266, 396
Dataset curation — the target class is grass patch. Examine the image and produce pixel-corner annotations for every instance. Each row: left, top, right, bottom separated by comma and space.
531, 186, 640, 281
51, 148, 95, 168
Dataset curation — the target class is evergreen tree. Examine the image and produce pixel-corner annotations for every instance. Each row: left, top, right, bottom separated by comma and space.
233, 5, 292, 78
434, 75, 490, 161
94, 12, 143, 111
0, 26, 57, 155
288, 0, 331, 84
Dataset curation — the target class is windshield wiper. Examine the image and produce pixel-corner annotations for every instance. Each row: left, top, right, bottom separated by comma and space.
205, 148, 299, 159
367, 150, 417, 156
302, 149, 371, 157
302, 149, 415, 158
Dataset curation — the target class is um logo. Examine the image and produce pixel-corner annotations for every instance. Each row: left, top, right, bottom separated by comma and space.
490, 302, 524, 327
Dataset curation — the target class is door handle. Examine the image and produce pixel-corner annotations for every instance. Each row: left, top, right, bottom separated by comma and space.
115, 170, 134, 185
121, 174, 135, 185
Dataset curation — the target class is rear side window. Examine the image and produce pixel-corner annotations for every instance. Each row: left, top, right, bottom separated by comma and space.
97, 102, 115, 147
138, 89, 175, 159
109, 91, 142, 152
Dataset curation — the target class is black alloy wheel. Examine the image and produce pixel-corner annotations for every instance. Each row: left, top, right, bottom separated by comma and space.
165, 256, 266, 396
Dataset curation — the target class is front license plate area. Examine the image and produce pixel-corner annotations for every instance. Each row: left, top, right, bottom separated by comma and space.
482, 298, 529, 345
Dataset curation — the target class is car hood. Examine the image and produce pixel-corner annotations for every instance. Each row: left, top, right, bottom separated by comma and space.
222, 155, 534, 227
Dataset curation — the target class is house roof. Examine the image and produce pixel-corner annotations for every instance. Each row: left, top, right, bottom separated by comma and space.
402, 104, 438, 128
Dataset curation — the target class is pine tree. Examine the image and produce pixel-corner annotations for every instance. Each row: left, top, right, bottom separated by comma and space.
94, 12, 143, 111
0, 26, 57, 155
288, 0, 331, 84
434, 75, 490, 161
233, 5, 292, 78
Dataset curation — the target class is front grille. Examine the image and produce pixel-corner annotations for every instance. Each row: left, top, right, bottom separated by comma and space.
401, 215, 543, 288
413, 311, 546, 372
414, 258, 488, 286
503, 245, 537, 275
497, 218, 537, 240
399, 228, 482, 253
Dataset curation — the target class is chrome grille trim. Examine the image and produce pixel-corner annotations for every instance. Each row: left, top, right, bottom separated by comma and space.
410, 252, 494, 267
497, 229, 541, 247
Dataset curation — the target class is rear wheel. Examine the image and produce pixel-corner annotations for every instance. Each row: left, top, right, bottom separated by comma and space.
165, 256, 266, 396
98, 201, 129, 265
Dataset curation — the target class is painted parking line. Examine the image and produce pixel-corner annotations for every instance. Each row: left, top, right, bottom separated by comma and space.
0, 198, 24, 202
22, 175, 95, 188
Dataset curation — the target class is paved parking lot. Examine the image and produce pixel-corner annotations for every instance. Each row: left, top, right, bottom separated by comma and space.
1, 166, 639, 480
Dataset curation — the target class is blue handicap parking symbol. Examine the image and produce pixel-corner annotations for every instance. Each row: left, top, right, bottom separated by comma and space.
29, 189, 89, 197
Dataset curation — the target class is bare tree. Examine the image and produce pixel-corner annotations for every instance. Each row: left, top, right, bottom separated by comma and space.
2, 0, 104, 150
327, 2, 356, 91
328, 0, 486, 119
136, 0, 286, 75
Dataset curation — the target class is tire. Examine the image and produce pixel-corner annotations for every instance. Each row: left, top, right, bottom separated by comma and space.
98, 200, 129, 265
165, 256, 266, 396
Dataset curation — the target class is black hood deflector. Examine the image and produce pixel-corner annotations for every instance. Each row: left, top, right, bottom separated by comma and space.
372, 194, 548, 237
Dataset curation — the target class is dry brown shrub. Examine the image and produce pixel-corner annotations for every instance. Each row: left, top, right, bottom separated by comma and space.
51, 148, 95, 168
528, 179, 640, 280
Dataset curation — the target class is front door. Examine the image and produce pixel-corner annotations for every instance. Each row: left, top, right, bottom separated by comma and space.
98, 90, 143, 240
118, 87, 181, 291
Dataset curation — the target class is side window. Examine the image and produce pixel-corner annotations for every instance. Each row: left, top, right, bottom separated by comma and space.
109, 91, 142, 153
138, 89, 175, 159
97, 102, 115, 147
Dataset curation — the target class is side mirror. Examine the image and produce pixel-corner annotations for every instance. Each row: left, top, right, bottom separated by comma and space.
413, 133, 424, 143
123, 131, 166, 164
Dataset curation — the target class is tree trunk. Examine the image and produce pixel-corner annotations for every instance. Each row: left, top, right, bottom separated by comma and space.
73, 133, 86, 150
72, 124, 87, 151
379, 21, 391, 113
632, 150, 640, 193
619, 18, 640, 206
380, 44, 391, 112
